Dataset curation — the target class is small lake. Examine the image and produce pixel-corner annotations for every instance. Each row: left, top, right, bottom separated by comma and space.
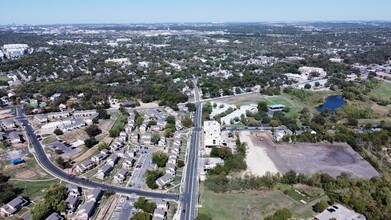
316, 95, 346, 113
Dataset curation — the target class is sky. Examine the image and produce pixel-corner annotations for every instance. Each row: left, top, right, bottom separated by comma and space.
1, 0, 391, 25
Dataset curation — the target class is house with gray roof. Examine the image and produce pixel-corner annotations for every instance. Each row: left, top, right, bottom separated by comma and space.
76, 159, 95, 173
45, 212, 64, 220
113, 168, 128, 183
8, 132, 21, 144
0, 196, 28, 217
96, 165, 113, 179
1, 119, 15, 130
106, 154, 119, 166
152, 208, 166, 220
156, 173, 173, 189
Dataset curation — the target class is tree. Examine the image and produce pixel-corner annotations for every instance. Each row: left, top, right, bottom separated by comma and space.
31, 201, 51, 220
97, 108, 110, 120
182, 117, 192, 128
134, 197, 156, 214
144, 170, 163, 189
98, 142, 109, 151
109, 127, 121, 137
313, 200, 329, 213
257, 101, 268, 112
210, 147, 232, 159
0, 173, 16, 205
186, 103, 196, 112
53, 128, 63, 136
151, 133, 160, 145
315, 81, 320, 87
152, 151, 168, 167
130, 211, 150, 220
84, 137, 98, 148
264, 208, 292, 220
85, 125, 102, 137
282, 170, 297, 184
166, 115, 176, 125
55, 156, 72, 169
103, 189, 115, 198
304, 84, 312, 89
177, 160, 185, 168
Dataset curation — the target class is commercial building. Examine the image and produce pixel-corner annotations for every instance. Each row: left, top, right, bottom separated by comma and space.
203, 121, 222, 147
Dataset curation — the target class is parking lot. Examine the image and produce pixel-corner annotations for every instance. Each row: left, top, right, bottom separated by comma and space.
47, 140, 81, 157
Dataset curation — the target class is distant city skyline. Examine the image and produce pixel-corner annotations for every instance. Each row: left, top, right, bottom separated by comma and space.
1, 0, 391, 25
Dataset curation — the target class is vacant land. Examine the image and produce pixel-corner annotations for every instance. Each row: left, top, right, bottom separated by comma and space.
199, 188, 323, 220
243, 132, 379, 178
10, 179, 60, 201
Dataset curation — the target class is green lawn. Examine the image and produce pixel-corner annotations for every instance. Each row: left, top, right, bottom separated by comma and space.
199, 188, 321, 220
258, 95, 303, 118
370, 81, 391, 97
10, 179, 60, 201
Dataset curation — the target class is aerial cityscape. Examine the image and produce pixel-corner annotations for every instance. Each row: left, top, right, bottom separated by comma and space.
1, 1, 391, 220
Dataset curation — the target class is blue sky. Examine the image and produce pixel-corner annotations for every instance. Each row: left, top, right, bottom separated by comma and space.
1, 0, 390, 24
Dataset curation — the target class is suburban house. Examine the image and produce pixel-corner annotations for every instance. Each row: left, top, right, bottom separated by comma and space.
96, 165, 113, 179
76, 188, 103, 220
66, 184, 80, 197
75, 159, 95, 173
156, 173, 173, 189
45, 212, 64, 220
123, 156, 135, 170
59, 118, 86, 132
106, 154, 119, 166
47, 111, 70, 120
65, 195, 79, 213
91, 151, 109, 164
130, 133, 139, 143
139, 123, 147, 133
1, 119, 16, 130
0, 196, 28, 217
116, 148, 126, 158
158, 138, 166, 147
152, 199, 169, 212
152, 208, 167, 220
140, 133, 152, 145
126, 113, 135, 133
166, 162, 176, 175
8, 132, 21, 144
87, 188, 102, 202
34, 114, 48, 124
76, 201, 96, 220
73, 110, 97, 118
113, 168, 128, 183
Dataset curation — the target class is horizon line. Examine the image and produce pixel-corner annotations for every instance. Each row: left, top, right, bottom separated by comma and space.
2, 20, 391, 26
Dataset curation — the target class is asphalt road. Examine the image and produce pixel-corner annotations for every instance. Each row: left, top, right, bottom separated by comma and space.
15, 106, 179, 201
181, 78, 202, 220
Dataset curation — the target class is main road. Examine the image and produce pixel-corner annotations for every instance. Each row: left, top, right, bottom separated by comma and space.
15, 106, 179, 200
181, 78, 202, 220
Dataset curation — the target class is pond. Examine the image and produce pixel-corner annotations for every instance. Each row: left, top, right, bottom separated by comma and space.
316, 95, 346, 113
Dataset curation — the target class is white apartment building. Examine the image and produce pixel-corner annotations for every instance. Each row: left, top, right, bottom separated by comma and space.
203, 121, 222, 147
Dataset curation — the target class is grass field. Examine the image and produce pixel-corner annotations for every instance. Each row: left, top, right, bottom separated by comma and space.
10, 179, 60, 201
258, 95, 303, 118
199, 188, 324, 220
370, 81, 391, 97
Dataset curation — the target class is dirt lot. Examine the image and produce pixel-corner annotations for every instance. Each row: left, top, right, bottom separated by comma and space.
243, 132, 379, 178
15, 170, 37, 179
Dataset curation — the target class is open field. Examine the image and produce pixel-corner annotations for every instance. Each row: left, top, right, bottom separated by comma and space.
199, 188, 325, 220
370, 81, 391, 97
10, 179, 60, 201
242, 132, 379, 178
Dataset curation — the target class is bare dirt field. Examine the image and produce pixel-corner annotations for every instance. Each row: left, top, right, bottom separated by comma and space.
15, 170, 37, 179
242, 132, 379, 178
